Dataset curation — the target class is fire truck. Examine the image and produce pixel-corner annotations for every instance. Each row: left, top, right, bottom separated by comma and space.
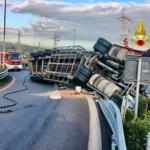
0, 51, 23, 70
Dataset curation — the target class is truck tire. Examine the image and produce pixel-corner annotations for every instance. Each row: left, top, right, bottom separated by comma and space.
30, 52, 38, 58
93, 43, 109, 54
45, 49, 55, 55
37, 51, 45, 57
30, 76, 36, 81
74, 71, 89, 83
30, 75, 43, 81
97, 37, 112, 49
78, 66, 92, 78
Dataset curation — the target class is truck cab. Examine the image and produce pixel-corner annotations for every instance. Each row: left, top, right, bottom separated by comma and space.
0, 52, 23, 70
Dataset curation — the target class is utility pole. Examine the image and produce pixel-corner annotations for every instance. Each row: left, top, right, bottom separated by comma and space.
17, 30, 22, 53
2, 0, 6, 68
73, 29, 76, 46
52, 32, 60, 49
117, 12, 132, 45
33, 34, 36, 52
38, 42, 40, 50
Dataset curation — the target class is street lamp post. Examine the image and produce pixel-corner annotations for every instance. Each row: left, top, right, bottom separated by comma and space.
73, 29, 76, 46
3, 0, 6, 68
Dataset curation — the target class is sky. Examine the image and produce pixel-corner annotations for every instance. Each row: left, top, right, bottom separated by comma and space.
0, 0, 150, 50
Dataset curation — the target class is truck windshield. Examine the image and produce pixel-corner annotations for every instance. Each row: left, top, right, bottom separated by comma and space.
10, 54, 21, 59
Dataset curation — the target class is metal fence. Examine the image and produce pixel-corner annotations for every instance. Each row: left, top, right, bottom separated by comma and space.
0, 69, 8, 80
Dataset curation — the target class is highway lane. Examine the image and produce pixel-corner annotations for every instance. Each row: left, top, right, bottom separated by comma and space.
0, 69, 111, 150
0, 69, 89, 150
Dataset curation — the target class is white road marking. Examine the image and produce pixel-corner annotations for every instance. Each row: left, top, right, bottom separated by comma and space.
87, 97, 102, 150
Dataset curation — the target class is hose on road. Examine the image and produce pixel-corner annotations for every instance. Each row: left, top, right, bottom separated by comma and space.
0, 73, 29, 114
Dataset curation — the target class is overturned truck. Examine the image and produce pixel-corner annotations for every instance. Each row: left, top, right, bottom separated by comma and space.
28, 38, 150, 100
28, 38, 150, 150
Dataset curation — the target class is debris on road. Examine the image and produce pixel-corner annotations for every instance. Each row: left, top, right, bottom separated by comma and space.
49, 91, 61, 100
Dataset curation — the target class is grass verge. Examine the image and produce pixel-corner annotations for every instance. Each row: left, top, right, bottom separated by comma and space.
0, 75, 12, 87
0, 65, 6, 72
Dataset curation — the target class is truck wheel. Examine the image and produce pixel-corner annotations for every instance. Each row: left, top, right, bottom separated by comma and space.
30, 76, 43, 81
93, 43, 109, 54
97, 37, 112, 49
78, 66, 92, 78
74, 71, 89, 83
30, 52, 39, 58
37, 51, 45, 57
30, 76, 35, 81
110, 94, 122, 109
45, 49, 53, 55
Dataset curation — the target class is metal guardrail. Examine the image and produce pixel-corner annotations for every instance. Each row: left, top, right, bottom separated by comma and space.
97, 97, 127, 150
0, 69, 8, 80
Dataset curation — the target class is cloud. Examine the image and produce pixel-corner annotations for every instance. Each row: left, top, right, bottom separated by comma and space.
0, 26, 18, 34
2, 0, 150, 50
10, 1, 150, 16
0, 0, 21, 7
9, 1, 150, 29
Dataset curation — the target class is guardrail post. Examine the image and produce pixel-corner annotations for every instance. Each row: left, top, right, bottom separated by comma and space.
121, 96, 128, 122
134, 58, 142, 119
111, 134, 117, 150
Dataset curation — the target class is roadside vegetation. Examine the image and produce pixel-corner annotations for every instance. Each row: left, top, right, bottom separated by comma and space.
0, 65, 11, 87
0, 75, 11, 87
124, 96, 150, 150
0, 65, 6, 72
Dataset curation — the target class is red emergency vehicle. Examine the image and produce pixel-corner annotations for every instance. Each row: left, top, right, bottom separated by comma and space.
0, 51, 23, 70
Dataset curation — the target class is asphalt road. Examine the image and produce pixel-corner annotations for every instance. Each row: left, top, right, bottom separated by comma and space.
0, 69, 111, 150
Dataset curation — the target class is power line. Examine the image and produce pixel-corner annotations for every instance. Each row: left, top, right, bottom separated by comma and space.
52, 32, 60, 49
16, 30, 22, 53
38, 42, 40, 50
117, 12, 133, 45
2, 0, 7, 68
